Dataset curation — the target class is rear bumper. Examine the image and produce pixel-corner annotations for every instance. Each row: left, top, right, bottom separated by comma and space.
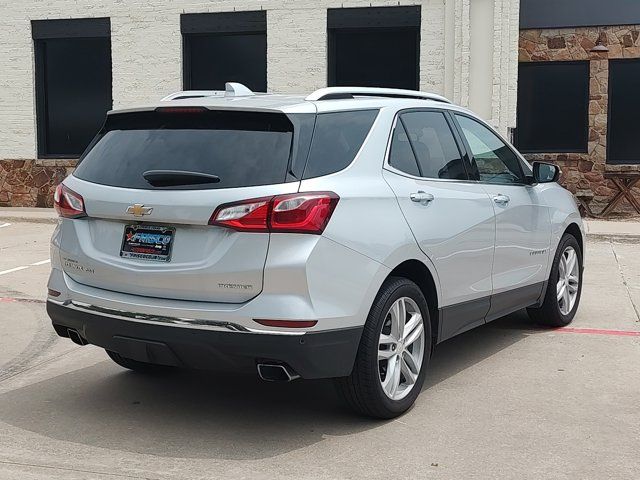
47, 301, 362, 379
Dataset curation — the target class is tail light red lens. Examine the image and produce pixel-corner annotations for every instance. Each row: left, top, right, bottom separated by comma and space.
54, 184, 87, 219
209, 192, 339, 234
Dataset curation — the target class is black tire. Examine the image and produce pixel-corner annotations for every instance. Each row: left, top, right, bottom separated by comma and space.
527, 233, 583, 327
105, 350, 169, 373
335, 277, 432, 419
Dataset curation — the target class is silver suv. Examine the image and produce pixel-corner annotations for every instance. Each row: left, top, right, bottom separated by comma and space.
47, 84, 584, 418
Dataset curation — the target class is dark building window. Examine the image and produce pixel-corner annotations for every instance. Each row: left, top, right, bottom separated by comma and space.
181, 11, 267, 92
32, 18, 112, 158
515, 61, 589, 153
608, 59, 640, 165
328, 6, 421, 90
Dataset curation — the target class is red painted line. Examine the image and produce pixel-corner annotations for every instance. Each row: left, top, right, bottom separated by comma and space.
0, 298, 16, 303
554, 327, 640, 337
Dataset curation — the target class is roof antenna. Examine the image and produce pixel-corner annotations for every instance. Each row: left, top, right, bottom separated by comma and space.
225, 82, 255, 97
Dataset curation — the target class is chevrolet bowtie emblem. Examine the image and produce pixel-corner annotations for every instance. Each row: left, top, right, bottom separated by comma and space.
126, 204, 153, 217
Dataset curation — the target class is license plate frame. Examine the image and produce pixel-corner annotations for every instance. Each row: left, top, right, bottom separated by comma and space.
120, 224, 175, 262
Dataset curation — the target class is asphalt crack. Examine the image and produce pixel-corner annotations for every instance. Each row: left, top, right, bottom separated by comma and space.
610, 241, 640, 323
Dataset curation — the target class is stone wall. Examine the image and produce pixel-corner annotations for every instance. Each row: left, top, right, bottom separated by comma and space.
0, 160, 75, 207
520, 25, 640, 216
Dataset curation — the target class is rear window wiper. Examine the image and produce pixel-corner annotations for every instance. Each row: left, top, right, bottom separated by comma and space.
142, 170, 221, 187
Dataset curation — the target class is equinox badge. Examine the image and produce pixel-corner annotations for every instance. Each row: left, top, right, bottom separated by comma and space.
126, 204, 153, 217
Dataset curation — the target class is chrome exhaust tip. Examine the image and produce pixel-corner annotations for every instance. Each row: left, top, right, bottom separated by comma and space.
257, 363, 300, 382
67, 328, 88, 346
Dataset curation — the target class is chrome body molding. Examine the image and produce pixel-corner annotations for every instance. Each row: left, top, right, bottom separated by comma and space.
47, 299, 306, 336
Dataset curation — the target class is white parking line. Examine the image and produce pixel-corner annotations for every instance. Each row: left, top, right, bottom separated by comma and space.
0, 223, 11, 228
30, 259, 51, 266
0, 266, 29, 276
0, 259, 50, 276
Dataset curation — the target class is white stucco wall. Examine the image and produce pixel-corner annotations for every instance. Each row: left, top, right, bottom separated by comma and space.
0, 0, 519, 159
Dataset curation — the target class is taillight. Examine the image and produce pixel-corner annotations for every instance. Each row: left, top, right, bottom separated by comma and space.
209, 192, 339, 234
209, 197, 271, 232
53, 184, 86, 219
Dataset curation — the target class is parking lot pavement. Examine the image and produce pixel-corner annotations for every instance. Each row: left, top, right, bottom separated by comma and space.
0, 221, 638, 480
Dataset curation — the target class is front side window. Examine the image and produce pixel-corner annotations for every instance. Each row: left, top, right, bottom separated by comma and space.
456, 115, 524, 185
389, 111, 467, 180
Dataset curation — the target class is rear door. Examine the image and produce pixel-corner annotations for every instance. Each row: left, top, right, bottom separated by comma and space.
382, 109, 496, 339
453, 113, 551, 320
60, 108, 308, 303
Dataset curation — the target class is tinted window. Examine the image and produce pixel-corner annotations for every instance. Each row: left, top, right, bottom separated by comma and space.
327, 6, 420, 89
329, 29, 419, 89
400, 112, 467, 180
74, 111, 294, 190
516, 62, 589, 152
389, 121, 420, 176
184, 33, 267, 91
302, 110, 379, 179
181, 11, 267, 92
456, 115, 524, 184
608, 60, 640, 164
34, 36, 112, 156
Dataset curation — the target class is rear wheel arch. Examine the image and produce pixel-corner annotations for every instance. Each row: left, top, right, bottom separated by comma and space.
387, 260, 439, 342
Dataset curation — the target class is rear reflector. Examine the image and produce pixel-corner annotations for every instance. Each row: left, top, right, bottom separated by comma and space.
210, 192, 339, 234
47, 288, 61, 297
254, 319, 318, 328
54, 184, 86, 219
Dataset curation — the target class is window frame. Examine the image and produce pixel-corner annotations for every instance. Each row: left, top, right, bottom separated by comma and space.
384, 107, 473, 183
32, 18, 112, 159
451, 112, 531, 186
514, 60, 590, 154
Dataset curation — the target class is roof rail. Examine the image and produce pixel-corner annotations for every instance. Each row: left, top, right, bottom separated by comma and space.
161, 83, 255, 101
305, 87, 451, 103
161, 90, 224, 101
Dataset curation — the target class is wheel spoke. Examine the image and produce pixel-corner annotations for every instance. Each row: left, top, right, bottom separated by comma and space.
403, 313, 422, 342
567, 277, 579, 293
566, 249, 577, 274
557, 281, 566, 302
400, 356, 417, 385
382, 357, 401, 396
563, 286, 571, 311
378, 347, 395, 361
390, 301, 405, 340
404, 321, 424, 347
403, 351, 420, 375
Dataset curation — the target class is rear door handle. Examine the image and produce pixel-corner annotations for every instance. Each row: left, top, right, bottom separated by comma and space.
493, 194, 510, 205
410, 191, 434, 205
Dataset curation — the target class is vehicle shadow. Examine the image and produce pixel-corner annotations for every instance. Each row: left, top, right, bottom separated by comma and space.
0, 310, 546, 460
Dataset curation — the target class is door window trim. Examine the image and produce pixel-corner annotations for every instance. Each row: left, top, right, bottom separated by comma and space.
383, 107, 475, 184
450, 112, 530, 186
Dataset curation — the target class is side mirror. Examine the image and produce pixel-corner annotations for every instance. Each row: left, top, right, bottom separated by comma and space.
532, 161, 560, 184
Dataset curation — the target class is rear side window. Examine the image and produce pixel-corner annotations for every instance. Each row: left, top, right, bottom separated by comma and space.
398, 111, 467, 180
388, 121, 420, 176
74, 110, 295, 190
302, 110, 379, 179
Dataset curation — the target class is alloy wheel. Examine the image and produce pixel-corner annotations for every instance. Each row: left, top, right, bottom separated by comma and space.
557, 246, 580, 316
378, 297, 426, 401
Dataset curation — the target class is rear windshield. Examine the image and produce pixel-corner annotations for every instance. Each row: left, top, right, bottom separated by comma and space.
74, 110, 295, 190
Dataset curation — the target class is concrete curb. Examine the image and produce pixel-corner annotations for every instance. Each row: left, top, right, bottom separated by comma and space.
586, 233, 640, 243
0, 215, 58, 225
